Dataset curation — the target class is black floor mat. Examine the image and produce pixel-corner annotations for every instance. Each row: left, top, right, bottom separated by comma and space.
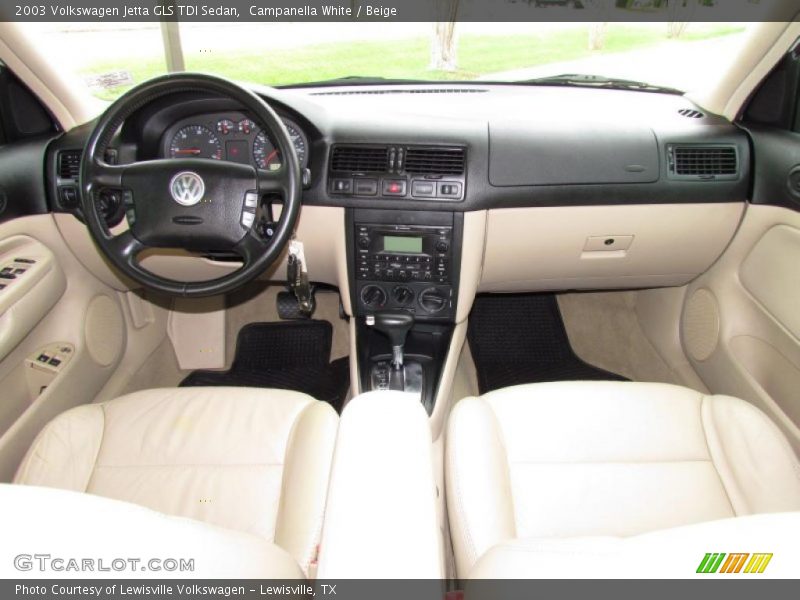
467, 293, 627, 394
181, 321, 350, 412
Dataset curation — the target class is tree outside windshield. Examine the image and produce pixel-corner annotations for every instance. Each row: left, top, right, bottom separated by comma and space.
21, 21, 750, 101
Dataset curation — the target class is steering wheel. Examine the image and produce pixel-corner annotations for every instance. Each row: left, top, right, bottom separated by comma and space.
80, 73, 302, 297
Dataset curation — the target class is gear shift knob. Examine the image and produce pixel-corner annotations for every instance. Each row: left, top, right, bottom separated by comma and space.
367, 311, 414, 369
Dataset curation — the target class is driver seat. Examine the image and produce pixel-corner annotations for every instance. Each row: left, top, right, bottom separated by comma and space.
13, 387, 338, 576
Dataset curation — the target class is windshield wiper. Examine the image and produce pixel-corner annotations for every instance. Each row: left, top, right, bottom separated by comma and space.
281, 76, 434, 89
510, 74, 683, 95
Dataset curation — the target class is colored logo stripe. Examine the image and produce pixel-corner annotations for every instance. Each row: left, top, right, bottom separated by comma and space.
744, 553, 773, 574
720, 553, 749, 573
697, 553, 773, 574
697, 553, 726, 573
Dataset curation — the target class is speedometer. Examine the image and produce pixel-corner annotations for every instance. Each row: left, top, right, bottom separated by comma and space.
253, 121, 308, 170
169, 125, 223, 160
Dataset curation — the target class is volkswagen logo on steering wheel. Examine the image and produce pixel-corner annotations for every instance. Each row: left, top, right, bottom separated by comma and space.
169, 171, 205, 206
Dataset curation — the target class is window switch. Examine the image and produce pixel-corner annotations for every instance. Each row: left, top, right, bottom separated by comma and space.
48, 357, 62, 368
37, 354, 50, 363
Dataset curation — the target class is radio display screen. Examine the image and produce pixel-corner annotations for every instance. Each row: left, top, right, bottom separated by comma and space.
383, 235, 423, 254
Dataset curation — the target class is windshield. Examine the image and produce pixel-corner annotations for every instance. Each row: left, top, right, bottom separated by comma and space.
21, 22, 752, 101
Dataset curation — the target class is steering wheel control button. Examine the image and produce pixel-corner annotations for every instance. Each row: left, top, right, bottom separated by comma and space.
241, 211, 256, 228
169, 171, 205, 206
382, 179, 407, 197
244, 191, 259, 209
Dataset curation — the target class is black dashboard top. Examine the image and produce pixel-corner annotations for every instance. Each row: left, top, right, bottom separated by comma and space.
46, 82, 750, 218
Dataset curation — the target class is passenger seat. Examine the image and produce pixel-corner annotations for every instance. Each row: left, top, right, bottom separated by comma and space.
446, 381, 800, 577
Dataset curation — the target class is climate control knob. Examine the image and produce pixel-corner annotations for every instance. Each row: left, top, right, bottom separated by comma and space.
392, 285, 415, 306
418, 287, 448, 314
360, 284, 387, 309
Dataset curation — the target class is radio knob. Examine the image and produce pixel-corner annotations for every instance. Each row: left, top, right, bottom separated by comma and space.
392, 286, 415, 306
358, 237, 370, 249
360, 284, 387, 309
435, 240, 449, 253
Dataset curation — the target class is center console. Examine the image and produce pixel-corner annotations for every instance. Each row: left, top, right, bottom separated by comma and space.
347, 209, 462, 413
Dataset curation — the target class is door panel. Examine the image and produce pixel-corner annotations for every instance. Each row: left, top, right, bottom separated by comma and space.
0, 234, 66, 362
0, 214, 129, 481
683, 203, 800, 455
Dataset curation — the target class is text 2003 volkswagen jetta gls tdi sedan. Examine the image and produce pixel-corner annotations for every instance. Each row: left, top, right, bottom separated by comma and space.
0, 17, 798, 581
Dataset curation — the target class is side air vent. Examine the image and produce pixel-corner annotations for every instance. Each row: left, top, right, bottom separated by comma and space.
331, 145, 389, 172
678, 108, 705, 119
58, 150, 81, 180
669, 145, 738, 180
405, 147, 466, 175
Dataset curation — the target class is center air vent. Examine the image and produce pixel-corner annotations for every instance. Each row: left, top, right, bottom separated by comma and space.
405, 147, 466, 175
331, 145, 389, 173
58, 150, 82, 180
669, 145, 738, 180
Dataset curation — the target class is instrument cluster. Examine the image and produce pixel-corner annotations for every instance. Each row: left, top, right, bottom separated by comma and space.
162, 112, 309, 171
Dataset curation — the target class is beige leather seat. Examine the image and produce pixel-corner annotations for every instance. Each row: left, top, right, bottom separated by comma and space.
14, 387, 338, 577
446, 381, 800, 577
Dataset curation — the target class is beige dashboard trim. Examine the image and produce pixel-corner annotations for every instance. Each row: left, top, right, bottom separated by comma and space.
479, 203, 744, 292
53, 206, 350, 302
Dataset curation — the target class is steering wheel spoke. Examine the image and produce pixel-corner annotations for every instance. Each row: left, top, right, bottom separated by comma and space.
91, 160, 126, 189
233, 231, 271, 266
107, 230, 144, 265
257, 169, 292, 198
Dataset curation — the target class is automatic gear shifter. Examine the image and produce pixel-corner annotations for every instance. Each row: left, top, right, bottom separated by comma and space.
367, 311, 414, 368
366, 311, 422, 394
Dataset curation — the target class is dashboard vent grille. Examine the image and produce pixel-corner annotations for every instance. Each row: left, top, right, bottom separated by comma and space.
311, 88, 488, 96
672, 146, 738, 178
331, 145, 389, 172
58, 150, 81, 180
405, 147, 466, 175
678, 108, 705, 119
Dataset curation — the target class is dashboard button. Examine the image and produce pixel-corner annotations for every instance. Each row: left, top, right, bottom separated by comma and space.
354, 178, 378, 196
411, 180, 436, 198
437, 181, 462, 198
331, 178, 353, 194
381, 179, 407, 197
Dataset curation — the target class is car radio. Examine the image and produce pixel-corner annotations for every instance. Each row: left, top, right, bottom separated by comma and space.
349, 210, 460, 321
354, 223, 452, 284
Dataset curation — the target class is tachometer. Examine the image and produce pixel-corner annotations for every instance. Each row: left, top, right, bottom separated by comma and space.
169, 125, 223, 160
253, 121, 308, 170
